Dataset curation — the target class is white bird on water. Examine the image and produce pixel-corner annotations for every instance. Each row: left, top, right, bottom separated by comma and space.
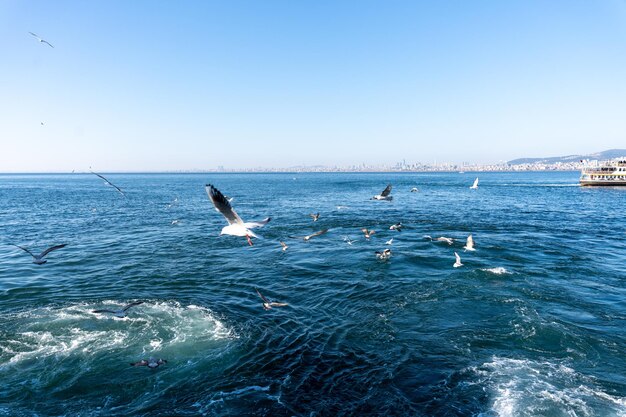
453, 252, 463, 268
11, 244, 67, 265
470, 177, 479, 189
373, 184, 393, 201
205, 184, 271, 246
29, 32, 54, 48
375, 248, 392, 260
464, 235, 475, 251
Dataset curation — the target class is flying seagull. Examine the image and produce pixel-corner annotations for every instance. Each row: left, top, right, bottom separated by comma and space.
300, 229, 329, 241
385, 238, 393, 245
373, 184, 393, 201
343, 236, 355, 245
255, 288, 288, 310
375, 248, 392, 260
424, 236, 454, 245
205, 184, 271, 246
309, 213, 320, 222
361, 228, 376, 239
130, 357, 167, 369
280, 241, 288, 251
470, 177, 479, 189
389, 223, 402, 232
464, 235, 475, 251
453, 252, 463, 268
92, 301, 144, 318
11, 244, 66, 265
90, 171, 125, 196
29, 32, 54, 48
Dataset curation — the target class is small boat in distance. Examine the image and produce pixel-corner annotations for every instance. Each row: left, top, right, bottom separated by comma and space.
580, 159, 626, 186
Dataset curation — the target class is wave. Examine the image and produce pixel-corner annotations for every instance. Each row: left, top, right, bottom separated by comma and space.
481, 267, 511, 275
471, 357, 626, 417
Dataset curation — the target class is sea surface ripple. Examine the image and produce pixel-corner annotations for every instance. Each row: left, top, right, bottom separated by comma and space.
0, 172, 625, 416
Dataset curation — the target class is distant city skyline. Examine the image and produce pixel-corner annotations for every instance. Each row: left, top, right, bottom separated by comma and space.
1, 1, 625, 172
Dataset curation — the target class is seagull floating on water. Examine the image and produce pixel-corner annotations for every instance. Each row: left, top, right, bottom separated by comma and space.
389, 223, 402, 232
361, 228, 376, 239
90, 171, 125, 196
464, 235, 475, 251
256, 288, 288, 310
453, 252, 463, 268
205, 184, 271, 246
373, 184, 393, 201
29, 32, 54, 48
92, 301, 144, 318
280, 241, 288, 251
470, 177, 479, 189
11, 244, 66, 265
309, 213, 320, 222
410, 187, 419, 192
130, 357, 167, 369
375, 248, 392, 260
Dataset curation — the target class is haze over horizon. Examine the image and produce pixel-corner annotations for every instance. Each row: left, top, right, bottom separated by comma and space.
1, 1, 625, 172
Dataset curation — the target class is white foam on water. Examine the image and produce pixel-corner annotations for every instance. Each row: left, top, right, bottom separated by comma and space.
481, 267, 511, 275
470, 357, 626, 417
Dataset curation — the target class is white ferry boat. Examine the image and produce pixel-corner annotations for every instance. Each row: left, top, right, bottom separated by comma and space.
580, 159, 626, 186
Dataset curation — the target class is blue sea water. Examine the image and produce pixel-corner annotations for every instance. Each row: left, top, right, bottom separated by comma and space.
0, 171, 625, 416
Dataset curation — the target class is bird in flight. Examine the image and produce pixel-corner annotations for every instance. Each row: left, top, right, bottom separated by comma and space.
11, 244, 67, 265
90, 171, 125, 196
464, 235, 475, 251
29, 32, 54, 48
375, 248, 392, 260
373, 184, 393, 201
453, 252, 463, 268
92, 301, 144, 318
300, 229, 329, 241
470, 178, 479, 189
130, 357, 167, 369
361, 228, 376, 239
309, 213, 320, 222
280, 241, 288, 251
205, 184, 271, 246
255, 288, 288, 310
389, 223, 402, 232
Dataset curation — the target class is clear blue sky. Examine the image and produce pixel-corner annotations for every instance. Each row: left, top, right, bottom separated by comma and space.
1, 0, 625, 172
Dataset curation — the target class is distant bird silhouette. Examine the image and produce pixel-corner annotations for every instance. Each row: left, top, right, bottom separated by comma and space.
453, 252, 463, 268
375, 248, 392, 260
389, 223, 402, 232
90, 171, 125, 196
29, 32, 54, 48
255, 288, 288, 310
302, 229, 329, 241
309, 213, 320, 222
11, 244, 66, 265
92, 301, 144, 318
373, 184, 393, 201
130, 357, 167, 369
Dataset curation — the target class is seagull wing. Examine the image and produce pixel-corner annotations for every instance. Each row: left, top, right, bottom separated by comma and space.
205, 184, 244, 225
255, 288, 270, 304
304, 229, 329, 240
122, 301, 144, 312
11, 244, 36, 258
92, 309, 118, 314
40, 244, 67, 258
455, 252, 461, 263
243, 217, 271, 229
280, 241, 288, 249
466, 235, 474, 247
29, 32, 41, 40
380, 184, 392, 197
91, 171, 125, 196
42, 40, 54, 48
269, 302, 288, 307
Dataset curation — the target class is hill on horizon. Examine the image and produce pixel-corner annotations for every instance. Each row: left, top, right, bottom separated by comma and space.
508, 149, 626, 165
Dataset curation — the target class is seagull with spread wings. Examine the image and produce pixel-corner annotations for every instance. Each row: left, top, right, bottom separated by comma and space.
301, 229, 329, 241
11, 244, 66, 265
255, 288, 288, 310
29, 32, 54, 48
464, 235, 475, 251
373, 184, 393, 201
205, 184, 271, 246
453, 252, 463, 268
90, 171, 125, 196
92, 301, 144, 318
